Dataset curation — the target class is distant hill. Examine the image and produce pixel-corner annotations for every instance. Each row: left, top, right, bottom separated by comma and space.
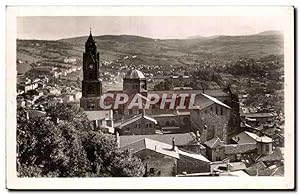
256, 30, 283, 36
17, 31, 284, 74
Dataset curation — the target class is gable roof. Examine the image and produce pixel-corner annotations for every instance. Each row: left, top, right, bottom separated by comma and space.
205, 137, 223, 149
178, 149, 210, 162
228, 162, 247, 172
232, 131, 259, 144
232, 131, 273, 144
119, 132, 196, 148
85, 110, 112, 121
201, 93, 231, 109
115, 114, 157, 129
148, 89, 230, 98
257, 148, 284, 162
125, 69, 145, 79
121, 138, 180, 159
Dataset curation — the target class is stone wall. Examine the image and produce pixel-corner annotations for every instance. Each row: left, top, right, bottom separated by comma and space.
190, 103, 231, 143
177, 154, 210, 174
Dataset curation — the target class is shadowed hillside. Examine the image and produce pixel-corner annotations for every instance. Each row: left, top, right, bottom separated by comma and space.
17, 31, 283, 74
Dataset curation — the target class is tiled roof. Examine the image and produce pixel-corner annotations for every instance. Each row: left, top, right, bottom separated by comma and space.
125, 69, 145, 79
224, 143, 257, 155
242, 113, 276, 118
232, 131, 258, 144
178, 149, 210, 162
258, 148, 284, 162
121, 138, 180, 159
232, 131, 273, 144
85, 110, 112, 121
271, 166, 284, 176
148, 89, 230, 98
201, 93, 231, 109
119, 132, 196, 148
205, 137, 222, 149
115, 114, 157, 129
228, 162, 247, 172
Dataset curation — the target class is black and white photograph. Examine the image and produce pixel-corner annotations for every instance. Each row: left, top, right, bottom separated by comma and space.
6, 5, 295, 190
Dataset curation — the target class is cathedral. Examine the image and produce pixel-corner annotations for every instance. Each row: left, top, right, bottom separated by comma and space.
80, 30, 103, 111
80, 31, 240, 143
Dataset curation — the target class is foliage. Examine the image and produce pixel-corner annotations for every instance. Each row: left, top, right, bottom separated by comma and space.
17, 104, 145, 177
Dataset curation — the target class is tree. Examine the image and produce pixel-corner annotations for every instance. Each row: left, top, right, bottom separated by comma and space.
17, 105, 145, 177
83, 131, 145, 177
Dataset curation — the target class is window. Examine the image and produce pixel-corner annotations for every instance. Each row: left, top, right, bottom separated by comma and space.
107, 120, 112, 127
265, 145, 269, 152
135, 124, 140, 128
205, 109, 208, 114
171, 120, 176, 126
146, 124, 152, 128
216, 106, 218, 115
221, 107, 223, 116
166, 121, 170, 126
210, 106, 213, 113
150, 168, 155, 174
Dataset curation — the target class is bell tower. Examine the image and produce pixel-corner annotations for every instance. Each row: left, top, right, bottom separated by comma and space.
80, 30, 102, 110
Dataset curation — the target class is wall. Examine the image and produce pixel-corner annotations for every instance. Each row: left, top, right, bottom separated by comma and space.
177, 155, 210, 174
135, 149, 177, 176
119, 117, 157, 135
153, 114, 191, 133
190, 103, 230, 143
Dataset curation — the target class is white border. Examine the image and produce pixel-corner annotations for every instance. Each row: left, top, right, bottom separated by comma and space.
6, 6, 295, 190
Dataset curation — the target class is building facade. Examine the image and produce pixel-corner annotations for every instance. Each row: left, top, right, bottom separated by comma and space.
80, 31, 103, 111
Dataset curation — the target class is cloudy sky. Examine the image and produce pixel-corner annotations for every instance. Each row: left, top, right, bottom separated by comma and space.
17, 16, 285, 40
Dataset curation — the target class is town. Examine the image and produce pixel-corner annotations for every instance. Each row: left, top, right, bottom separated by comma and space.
16, 31, 284, 177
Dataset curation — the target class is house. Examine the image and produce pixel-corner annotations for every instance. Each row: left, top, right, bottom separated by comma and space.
231, 131, 273, 156
121, 138, 179, 176
115, 113, 158, 135
152, 111, 191, 134
204, 137, 223, 161
257, 148, 284, 166
241, 112, 276, 125
177, 149, 211, 174
228, 162, 247, 172
121, 137, 211, 176
85, 110, 114, 133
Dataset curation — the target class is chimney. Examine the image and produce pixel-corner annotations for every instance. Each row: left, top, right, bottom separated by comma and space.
25, 111, 29, 120
115, 131, 120, 148
172, 138, 175, 150
196, 131, 201, 142
201, 125, 208, 142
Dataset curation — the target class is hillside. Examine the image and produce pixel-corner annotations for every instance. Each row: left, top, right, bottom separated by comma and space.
17, 32, 283, 74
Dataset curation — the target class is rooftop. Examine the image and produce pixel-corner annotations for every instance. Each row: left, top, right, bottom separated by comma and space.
115, 114, 157, 129
121, 138, 180, 159
242, 112, 276, 118
205, 137, 223, 149
119, 132, 197, 148
85, 110, 112, 121
125, 69, 145, 79
178, 149, 210, 162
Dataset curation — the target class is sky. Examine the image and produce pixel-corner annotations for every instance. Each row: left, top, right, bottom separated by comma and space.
17, 16, 285, 40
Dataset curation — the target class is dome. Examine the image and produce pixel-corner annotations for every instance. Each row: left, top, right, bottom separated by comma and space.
125, 69, 145, 79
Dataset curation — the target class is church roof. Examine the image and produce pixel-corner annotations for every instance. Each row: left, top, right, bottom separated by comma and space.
86, 30, 96, 46
125, 69, 145, 79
